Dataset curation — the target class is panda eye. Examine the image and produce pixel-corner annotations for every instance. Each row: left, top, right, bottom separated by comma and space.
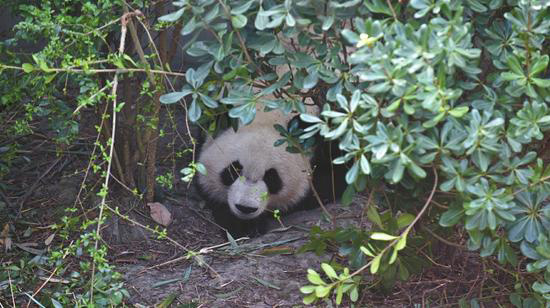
220, 160, 243, 186
263, 168, 282, 194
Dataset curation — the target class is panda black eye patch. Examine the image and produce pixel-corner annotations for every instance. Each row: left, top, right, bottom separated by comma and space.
221, 160, 243, 186
263, 168, 282, 194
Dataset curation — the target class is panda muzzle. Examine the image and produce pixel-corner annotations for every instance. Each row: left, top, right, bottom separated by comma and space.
235, 204, 257, 214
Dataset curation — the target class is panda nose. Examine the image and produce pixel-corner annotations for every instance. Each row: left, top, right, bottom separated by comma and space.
235, 204, 256, 214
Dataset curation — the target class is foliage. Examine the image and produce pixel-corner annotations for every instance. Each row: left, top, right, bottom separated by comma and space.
0, 0, 176, 305
159, 0, 550, 305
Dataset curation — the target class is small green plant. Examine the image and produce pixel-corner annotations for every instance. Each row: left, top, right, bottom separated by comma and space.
300, 264, 361, 305
156, 171, 175, 190
181, 162, 207, 183
272, 208, 285, 228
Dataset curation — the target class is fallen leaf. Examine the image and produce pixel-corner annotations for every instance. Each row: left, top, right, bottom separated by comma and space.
259, 246, 294, 256
15, 243, 44, 255
147, 202, 172, 226
1, 224, 9, 237
1, 224, 12, 251
45, 233, 55, 246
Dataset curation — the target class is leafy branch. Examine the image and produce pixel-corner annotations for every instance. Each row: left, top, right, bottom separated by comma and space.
301, 166, 439, 304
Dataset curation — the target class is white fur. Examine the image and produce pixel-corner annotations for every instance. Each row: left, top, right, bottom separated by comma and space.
227, 177, 268, 219
197, 106, 315, 219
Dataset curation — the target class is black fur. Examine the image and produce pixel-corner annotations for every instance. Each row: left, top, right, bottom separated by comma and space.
220, 160, 242, 186
263, 168, 283, 194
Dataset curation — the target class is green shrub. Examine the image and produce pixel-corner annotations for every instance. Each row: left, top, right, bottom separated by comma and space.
159, 0, 550, 305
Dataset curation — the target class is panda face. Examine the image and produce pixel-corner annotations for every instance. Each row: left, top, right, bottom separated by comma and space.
221, 160, 283, 219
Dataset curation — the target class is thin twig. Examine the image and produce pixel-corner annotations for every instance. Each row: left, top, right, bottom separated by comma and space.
308, 175, 334, 223
71, 102, 112, 221
140, 237, 249, 273
386, 0, 398, 20
8, 270, 15, 308
72, 84, 110, 115
89, 9, 129, 303
0, 64, 185, 76
421, 226, 464, 249
349, 166, 439, 279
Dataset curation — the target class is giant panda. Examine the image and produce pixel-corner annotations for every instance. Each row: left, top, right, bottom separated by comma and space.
196, 104, 345, 238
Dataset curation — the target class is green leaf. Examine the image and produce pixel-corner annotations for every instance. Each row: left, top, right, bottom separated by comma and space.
285, 14, 296, 27
195, 163, 207, 175
160, 90, 191, 104
509, 293, 522, 308
307, 269, 326, 285
231, 14, 248, 28
466, 0, 487, 12
501, 72, 523, 81
350, 286, 359, 301
22, 63, 34, 73
396, 213, 415, 229
51, 298, 63, 308
198, 93, 218, 108
422, 112, 445, 128
300, 113, 322, 123
303, 293, 317, 305
231, 0, 254, 14
341, 29, 359, 44
315, 285, 331, 297
407, 160, 427, 178
321, 14, 334, 30
345, 161, 359, 184
39, 60, 51, 72
532, 282, 550, 294
159, 8, 185, 22
341, 184, 355, 206
370, 254, 382, 274
181, 16, 198, 35
439, 207, 464, 227
390, 159, 405, 183
293, 52, 317, 68
44, 73, 57, 84
371, 232, 398, 241
321, 263, 338, 279
367, 206, 383, 228
449, 106, 469, 117
254, 8, 269, 30
507, 55, 524, 75
303, 71, 319, 89
300, 285, 316, 294
360, 155, 371, 175
360, 246, 375, 257
336, 284, 344, 305
389, 246, 398, 264
386, 99, 401, 113
188, 100, 202, 122
530, 55, 549, 76
395, 234, 407, 251
532, 78, 550, 88
398, 262, 410, 280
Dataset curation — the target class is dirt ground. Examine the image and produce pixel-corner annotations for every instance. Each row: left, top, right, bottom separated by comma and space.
120, 198, 367, 307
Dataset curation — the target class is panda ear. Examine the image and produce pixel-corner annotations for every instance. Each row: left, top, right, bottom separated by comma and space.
263, 168, 282, 194
221, 160, 242, 186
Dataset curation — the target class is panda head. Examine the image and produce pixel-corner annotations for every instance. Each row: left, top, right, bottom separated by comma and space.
220, 160, 282, 219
